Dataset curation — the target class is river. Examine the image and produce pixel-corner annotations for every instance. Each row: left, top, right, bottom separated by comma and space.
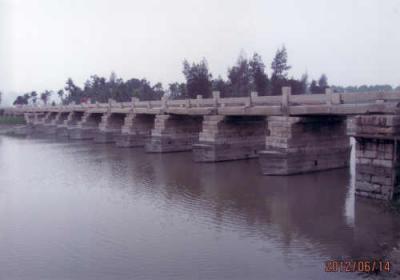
0, 135, 399, 279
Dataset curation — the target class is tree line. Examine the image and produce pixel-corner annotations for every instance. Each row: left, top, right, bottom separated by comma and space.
12, 46, 400, 105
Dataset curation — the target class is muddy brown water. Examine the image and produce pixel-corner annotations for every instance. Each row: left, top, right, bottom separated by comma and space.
0, 135, 399, 280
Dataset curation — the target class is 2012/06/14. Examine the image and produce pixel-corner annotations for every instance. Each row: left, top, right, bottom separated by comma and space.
325, 260, 391, 273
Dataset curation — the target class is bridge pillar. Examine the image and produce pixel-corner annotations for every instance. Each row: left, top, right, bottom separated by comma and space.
115, 114, 155, 147
349, 115, 400, 200
259, 116, 350, 175
56, 111, 84, 137
69, 112, 103, 140
193, 115, 266, 162
94, 113, 127, 143
32, 112, 46, 124
24, 113, 36, 125
44, 112, 69, 134
145, 114, 203, 152
34, 112, 58, 133
23, 112, 44, 135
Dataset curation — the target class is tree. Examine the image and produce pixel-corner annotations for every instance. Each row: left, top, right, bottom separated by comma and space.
227, 53, 252, 96
249, 53, 269, 95
300, 73, 308, 94
40, 90, 52, 105
318, 74, 328, 91
168, 82, 181, 99
151, 82, 165, 100
182, 58, 212, 98
271, 46, 291, 79
212, 76, 228, 97
288, 78, 305, 95
64, 78, 82, 104
57, 89, 64, 104
30, 91, 38, 105
23, 93, 30, 104
168, 82, 187, 99
270, 46, 291, 95
13, 95, 29, 105
310, 80, 319, 94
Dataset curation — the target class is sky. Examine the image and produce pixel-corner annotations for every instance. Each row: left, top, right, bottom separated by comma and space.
0, 0, 399, 104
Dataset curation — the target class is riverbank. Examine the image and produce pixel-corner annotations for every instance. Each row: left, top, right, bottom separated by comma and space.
0, 115, 26, 125
0, 116, 26, 135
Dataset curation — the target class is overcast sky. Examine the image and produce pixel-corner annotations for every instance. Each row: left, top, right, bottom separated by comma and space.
0, 0, 399, 104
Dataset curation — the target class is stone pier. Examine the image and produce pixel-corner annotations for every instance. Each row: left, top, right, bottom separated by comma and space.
44, 112, 70, 134
69, 112, 103, 140
145, 114, 203, 152
19, 113, 45, 135
193, 115, 266, 162
34, 112, 58, 133
24, 113, 36, 125
259, 116, 350, 175
349, 115, 400, 200
94, 113, 127, 143
30, 112, 47, 125
56, 111, 84, 137
44, 112, 58, 124
115, 114, 155, 147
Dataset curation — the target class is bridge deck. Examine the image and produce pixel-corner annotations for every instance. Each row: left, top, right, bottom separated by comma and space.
8, 90, 400, 116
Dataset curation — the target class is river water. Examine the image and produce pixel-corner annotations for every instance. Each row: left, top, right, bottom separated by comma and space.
0, 135, 399, 280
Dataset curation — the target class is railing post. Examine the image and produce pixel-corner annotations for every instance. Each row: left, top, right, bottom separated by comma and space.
325, 87, 333, 106
196, 95, 202, 107
250, 91, 258, 106
281, 87, 291, 115
108, 98, 115, 113
326, 87, 343, 105
376, 92, 384, 104
212, 91, 220, 108
131, 97, 138, 112
161, 95, 168, 111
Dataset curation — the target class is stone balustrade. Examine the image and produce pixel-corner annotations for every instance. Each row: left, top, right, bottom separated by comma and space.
11, 88, 400, 116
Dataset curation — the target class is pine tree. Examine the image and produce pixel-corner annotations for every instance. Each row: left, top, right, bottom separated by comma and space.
227, 53, 252, 96
271, 46, 291, 79
249, 53, 269, 95
270, 46, 291, 95
182, 58, 212, 98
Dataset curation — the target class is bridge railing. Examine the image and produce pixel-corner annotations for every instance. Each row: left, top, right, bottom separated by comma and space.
13, 87, 400, 114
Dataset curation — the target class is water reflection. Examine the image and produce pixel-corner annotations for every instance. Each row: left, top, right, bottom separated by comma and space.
0, 136, 399, 280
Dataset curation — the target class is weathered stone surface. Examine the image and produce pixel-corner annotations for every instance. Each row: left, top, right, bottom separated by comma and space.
94, 131, 119, 143
98, 113, 126, 132
43, 124, 58, 135
348, 115, 400, 137
68, 112, 103, 140
68, 127, 98, 140
56, 126, 69, 138
353, 137, 398, 200
145, 114, 202, 152
93, 113, 126, 143
259, 147, 350, 175
54, 112, 84, 138
116, 114, 155, 148
115, 134, 149, 148
11, 125, 35, 136
259, 116, 350, 175
193, 115, 266, 162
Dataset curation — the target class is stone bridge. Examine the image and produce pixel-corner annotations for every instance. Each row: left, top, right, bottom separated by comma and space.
8, 87, 400, 201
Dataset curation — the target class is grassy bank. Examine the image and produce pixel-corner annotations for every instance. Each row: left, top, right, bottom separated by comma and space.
0, 115, 26, 125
